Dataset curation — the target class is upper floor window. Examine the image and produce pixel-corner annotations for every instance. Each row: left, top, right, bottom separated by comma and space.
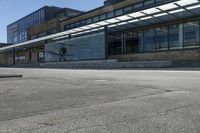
81, 20, 87, 25
38, 32, 46, 37
99, 14, 106, 20
93, 16, 99, 22
107, 12, 114, 18
133, 3, 143, 11
31, 35, 37, 40
47, 28, 57, 35
86, 18, 92, 24
115, 9, 123, 16
144, 0, 155, 7
124, 6, 133, 14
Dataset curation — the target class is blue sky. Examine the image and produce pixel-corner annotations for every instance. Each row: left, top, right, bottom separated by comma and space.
0, 0, 104, 43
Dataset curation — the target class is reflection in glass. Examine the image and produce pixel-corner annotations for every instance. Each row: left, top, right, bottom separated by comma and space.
125, 32, 139, 53
143, 29, 155, 52
184, 21, 199, 47
108, 33, 122, 55
169, 24, 181, 48
155, 27, 168, 50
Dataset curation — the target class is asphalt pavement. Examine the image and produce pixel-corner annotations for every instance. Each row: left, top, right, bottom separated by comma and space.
0, 68, 200, 133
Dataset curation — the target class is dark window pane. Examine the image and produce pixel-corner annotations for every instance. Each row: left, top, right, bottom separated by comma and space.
184, 21, 199, 47
155, 27, 168, 50
93, 16, 99, 22
99, 14, 106, 20
143, 29, 155, 52
86, 18, 92, 24
169, 24, 182, 48
144, 0, 155, 7
47, 28, 57, 35
124, 6, 133, 13
107, 12, 114, 18
133, 3, 143, 11
115, 9, 123, 16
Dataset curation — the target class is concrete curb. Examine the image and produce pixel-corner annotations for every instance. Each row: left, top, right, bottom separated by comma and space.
0, 74, 23, 78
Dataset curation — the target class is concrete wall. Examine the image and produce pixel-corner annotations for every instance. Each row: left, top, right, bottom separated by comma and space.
45, 32, 106, 62
108, 48, 200, 62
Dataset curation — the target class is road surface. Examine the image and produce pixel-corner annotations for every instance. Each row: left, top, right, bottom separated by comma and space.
0, 68, 200, 133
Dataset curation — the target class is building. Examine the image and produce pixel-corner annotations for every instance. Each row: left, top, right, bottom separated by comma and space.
0, 43, 10, 48
55, 8, 84, 19
7, 6, 83, 44
1, 0, 200, 67
27, 18, 60, 40
27, 8, 83, 41
104, 0, 124, 6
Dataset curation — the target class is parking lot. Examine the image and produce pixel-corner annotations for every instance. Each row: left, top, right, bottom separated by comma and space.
0, 68, 200, 133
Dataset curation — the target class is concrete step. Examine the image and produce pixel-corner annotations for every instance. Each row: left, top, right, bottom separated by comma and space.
173, 60, 200, 67
1, 60, 173, 69
41, 60, 173, 69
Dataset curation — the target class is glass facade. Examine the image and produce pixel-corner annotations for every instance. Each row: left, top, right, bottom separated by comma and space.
143, 29, 155, 52
108, 20, 200, 55
155, 27, 168, 50
7, 8, 46, 44
169, 24, 181, 49
183, 21, 199, 47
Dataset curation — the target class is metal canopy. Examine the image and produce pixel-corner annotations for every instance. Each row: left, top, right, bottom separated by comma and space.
1, 0, 200, 52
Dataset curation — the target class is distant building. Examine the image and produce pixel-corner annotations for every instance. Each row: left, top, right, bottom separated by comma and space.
7, 6, 83, 44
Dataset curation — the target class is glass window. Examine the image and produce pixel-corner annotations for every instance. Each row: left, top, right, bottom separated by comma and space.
47, 28, 57, 35
64, 25, 70, 30
70, 23, 75, 29
80, 20, 86, 25
143, 29, 155, 52
75, 22, 80, 27
86, 18, 92, 24
169, 24, 181, 48
155, 27, 168, 50
125, 32, 139, 53
184, 21, 199, 47
108, 33, 123, 55
31, 35, 37, 40
156, 0, 167, 4
38, 32, 46, 38
107, 12, 114, 18
144, 0, 155, 7
133, 3, 143, 11
93, 16, 99, 22
115, 9, 123, 16
99, 14, 106, 20
124, 6, 133, 13
138, 31, 144, 52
